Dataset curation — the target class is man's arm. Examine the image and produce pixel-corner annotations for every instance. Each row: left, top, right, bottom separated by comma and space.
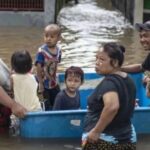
121, 64, 143, 73
0, 86, 26, 117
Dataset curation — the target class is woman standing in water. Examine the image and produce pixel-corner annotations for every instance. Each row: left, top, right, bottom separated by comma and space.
82, 43, 136, 150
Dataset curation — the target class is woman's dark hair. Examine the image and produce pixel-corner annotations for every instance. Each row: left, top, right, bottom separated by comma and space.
103, 42, 125, 67
65, 66, 84, 83
11, 50, 32, 74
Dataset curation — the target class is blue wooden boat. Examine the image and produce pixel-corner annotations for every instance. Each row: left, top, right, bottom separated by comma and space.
20, 71, 150, 138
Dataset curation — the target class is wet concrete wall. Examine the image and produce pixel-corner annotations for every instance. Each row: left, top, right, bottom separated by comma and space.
0, 11, 45, 27
111, 0, 143, 24
111, 0, 134, 24
0, 0, 66, 27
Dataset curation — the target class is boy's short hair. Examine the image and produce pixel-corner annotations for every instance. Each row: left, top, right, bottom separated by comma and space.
44, 24, 61, 36
65, 66, 84, 83
11, 50, 32, 74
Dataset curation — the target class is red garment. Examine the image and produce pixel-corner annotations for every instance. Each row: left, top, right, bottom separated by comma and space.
0, 105, 11, 134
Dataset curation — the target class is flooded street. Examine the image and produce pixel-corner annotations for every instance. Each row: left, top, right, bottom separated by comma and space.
0, 27, 43, 67
0, 0, 147, 69
58, 0, 147, 68
0, 0, 150, 149
0, 135, 81, 150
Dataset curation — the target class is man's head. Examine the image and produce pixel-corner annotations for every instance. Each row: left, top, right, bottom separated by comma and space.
135, 21, 150, 50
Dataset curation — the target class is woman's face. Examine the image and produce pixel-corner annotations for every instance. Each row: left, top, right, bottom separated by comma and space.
95, 48, 115, 75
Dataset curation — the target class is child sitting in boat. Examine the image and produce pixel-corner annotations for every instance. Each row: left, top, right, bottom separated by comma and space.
10, 50, 42, 135
53, 66, 84, 110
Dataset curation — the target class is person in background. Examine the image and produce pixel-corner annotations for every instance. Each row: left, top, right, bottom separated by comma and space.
35, 24, 62, 110
53, 66, 84, 110
121, 21, 150, 73
10, 50, 42, 135
0, 58, 17, 124
121, 20, 150, 100
0, 58, 24, 134
82, 43, 136, 150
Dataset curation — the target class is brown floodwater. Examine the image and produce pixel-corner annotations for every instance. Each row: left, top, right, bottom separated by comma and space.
0, 22, 147, 72
0, 27, 43, 67
0, 0, 150, 150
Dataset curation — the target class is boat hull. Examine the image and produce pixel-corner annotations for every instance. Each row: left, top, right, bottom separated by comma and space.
20, 72, 150, 138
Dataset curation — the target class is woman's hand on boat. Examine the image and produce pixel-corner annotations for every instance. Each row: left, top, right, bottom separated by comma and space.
11, 101, 27, 118
87, 129, 100, 143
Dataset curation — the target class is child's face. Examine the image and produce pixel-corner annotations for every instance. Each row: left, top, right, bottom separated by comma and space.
44, 29, 60, 48
65, 73, 82, 93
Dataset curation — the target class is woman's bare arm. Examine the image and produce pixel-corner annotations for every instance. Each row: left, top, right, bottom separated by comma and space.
87, 91, 119, 142
0, 86, 27, 118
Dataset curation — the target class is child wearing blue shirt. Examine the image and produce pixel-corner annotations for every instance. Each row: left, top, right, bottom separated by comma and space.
35, 24, 62, 110
53, 66, 84, 110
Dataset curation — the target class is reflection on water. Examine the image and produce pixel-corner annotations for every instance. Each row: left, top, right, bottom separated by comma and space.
0, 0, 149, 149
58, 0, 140, 69
0, 0, 147, 70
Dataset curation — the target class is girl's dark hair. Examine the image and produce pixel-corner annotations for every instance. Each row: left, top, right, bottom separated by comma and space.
11, 50, 32, 74
65, 66, 84, 83
103, 42, 125, 67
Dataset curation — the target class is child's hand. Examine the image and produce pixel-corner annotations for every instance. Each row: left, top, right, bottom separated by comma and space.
38, 83, 44, 93
143, 75, 150, 85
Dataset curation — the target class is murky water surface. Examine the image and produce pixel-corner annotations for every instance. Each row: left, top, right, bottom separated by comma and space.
0, 0, 147, 70
0, 0, 149, 149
